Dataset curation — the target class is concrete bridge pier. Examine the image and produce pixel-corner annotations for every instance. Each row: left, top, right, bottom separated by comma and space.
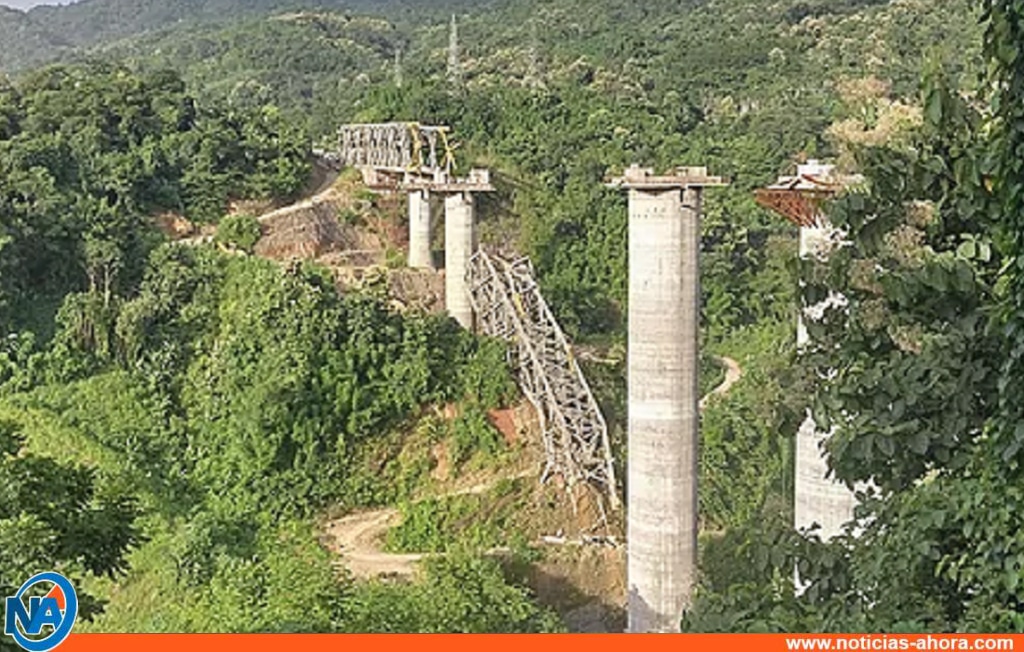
756, 160, 860, 544
793, 163, 858, 542
400, 168, 492, 331
408, 189, 433, 269
612, 165, 725, 634
444, 191, 476, 329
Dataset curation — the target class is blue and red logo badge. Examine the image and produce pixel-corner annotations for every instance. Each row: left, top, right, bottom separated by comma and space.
4, 572, 78, 652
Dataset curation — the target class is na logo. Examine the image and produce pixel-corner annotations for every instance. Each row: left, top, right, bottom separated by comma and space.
4, 572, 78, 652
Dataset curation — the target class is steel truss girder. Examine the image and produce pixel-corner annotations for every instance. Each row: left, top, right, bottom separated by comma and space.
338, 122, 452, 175
467, 250, 619, 510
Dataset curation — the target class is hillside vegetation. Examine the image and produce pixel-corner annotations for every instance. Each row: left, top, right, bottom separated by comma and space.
7, 0, 1024, 635
0, 0, 497, 72
0, 60, 556, 635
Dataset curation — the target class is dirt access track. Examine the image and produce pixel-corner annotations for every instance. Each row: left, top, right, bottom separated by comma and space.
325, 470, 533, 578
324, 356, 743, 580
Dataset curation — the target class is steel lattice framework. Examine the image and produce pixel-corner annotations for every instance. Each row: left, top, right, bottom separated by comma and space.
338, 122, 454, 175
754, 168, 854, 228
468, 250, 619, 510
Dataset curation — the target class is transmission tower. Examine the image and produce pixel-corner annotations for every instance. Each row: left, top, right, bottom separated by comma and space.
447, 14, 463, 88
526, 21, 543, 88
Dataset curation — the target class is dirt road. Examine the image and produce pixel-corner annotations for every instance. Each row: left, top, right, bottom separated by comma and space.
326, 508, 424, 577
325, 356, 744, 579
699, 355, 743, 411
324, 470, 534, 578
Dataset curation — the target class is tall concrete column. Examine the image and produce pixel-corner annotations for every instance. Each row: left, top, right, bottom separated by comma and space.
757, 161, 862, 572
408, 189, 433, 269
613, 166, 723, 633
795, 195, 857, 541
625, 182, 702, 633
444, 191, 475, 329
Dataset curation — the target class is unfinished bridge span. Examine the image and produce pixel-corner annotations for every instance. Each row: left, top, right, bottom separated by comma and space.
338, 122, 455, 176
336, 121, 618, 513
337, 122, 730, 633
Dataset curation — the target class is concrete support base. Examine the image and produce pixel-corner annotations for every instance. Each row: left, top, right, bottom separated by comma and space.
794, 414, 859, 540
626, 186, 702, 633
408, 189, 433, 269
444, 192, 475, 329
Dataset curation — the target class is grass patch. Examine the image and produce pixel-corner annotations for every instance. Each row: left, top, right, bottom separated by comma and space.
384, 480, 526, 554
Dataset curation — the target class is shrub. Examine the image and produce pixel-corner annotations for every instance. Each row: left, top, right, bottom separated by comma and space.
215, 214, 262, 253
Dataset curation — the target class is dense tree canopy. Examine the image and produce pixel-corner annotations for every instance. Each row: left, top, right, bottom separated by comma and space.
0, 63, 308, 327
3, 0, 1017, 636
685, 3, 1024, 632
0, 419, 140, 633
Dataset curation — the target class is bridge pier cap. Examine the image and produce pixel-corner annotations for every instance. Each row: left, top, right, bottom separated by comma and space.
607, 164, 727, 191
609, 164, 726, 634
402, 168, 495, 194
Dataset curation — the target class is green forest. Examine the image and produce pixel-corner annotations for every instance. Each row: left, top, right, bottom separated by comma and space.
2, 0, 1023, 636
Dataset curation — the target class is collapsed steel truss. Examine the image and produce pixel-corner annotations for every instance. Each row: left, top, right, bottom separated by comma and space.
338, 122, 454, 175
468, 250, 619, 510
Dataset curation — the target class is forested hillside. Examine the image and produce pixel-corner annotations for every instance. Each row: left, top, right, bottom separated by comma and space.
0, 0, 496, 72
0, 6, 70, 71
0, 60, 558, 634
5, 0, 1022, 636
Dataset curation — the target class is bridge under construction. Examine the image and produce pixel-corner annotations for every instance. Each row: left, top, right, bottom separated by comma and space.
336, 121, 726, 633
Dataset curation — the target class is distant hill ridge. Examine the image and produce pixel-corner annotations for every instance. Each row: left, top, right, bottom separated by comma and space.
0, 4, 71, 71
0, 0, 969, 77
0, 0, 493, 71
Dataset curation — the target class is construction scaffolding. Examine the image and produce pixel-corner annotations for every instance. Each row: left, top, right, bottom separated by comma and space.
754, 165, 852, 228
338, 122, 455, 175
468, 250, 619, 512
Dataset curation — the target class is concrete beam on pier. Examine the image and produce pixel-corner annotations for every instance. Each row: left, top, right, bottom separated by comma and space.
403, 168, 495, 194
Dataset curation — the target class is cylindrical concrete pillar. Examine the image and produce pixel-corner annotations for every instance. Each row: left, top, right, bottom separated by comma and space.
444, 192, 475, 329
794, 415, 858, 539
626, 186, 701, 633
408, 189, 433, 269
795, 219, 857, 541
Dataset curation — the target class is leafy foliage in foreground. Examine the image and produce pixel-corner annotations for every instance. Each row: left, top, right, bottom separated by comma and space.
0, 420, 140, 630
41, 247, 514, 517
0, 0, 1007, 635
343, 553, 563, 633
686, 8, 1024, 629
214, 213, 262, 253
1, 243, 531, 632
